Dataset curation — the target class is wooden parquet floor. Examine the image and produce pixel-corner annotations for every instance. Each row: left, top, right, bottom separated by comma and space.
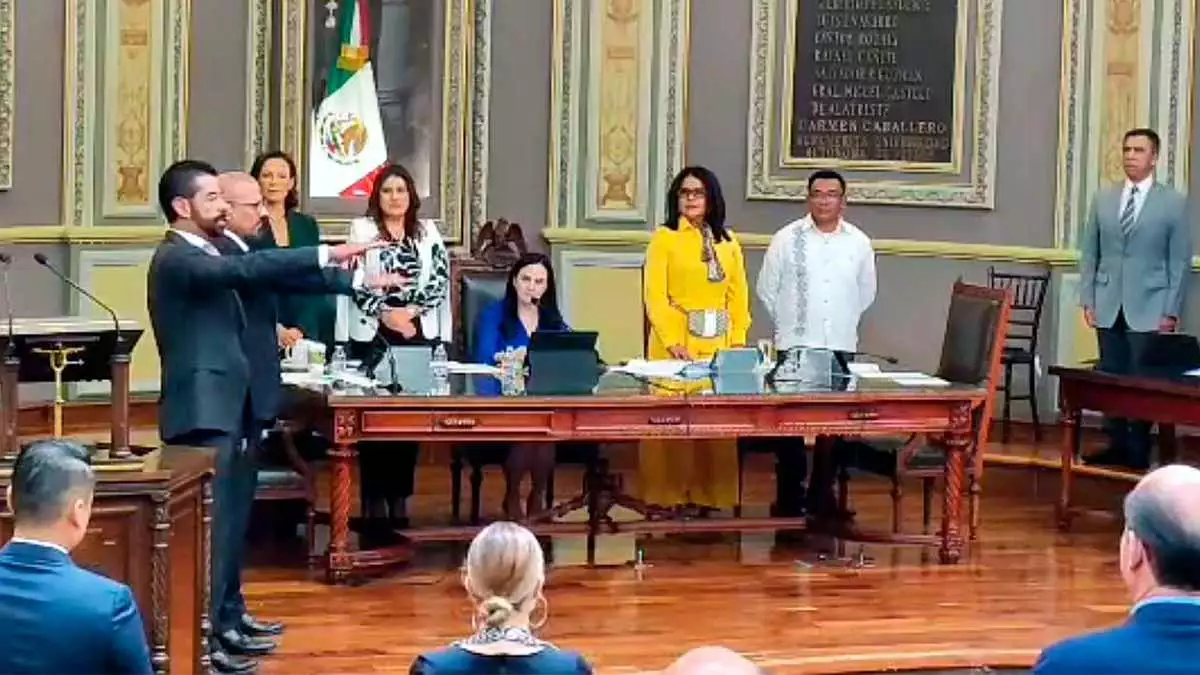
241, 429, 1140, 675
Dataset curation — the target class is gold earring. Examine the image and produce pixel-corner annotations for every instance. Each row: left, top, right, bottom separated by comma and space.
531, 593, 548, 629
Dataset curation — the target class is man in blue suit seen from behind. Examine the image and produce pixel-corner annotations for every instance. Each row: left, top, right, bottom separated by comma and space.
1035, 464, 1200, 674
0, 439, 152, 674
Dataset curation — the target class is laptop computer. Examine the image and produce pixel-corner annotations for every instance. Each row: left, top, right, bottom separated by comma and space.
526, 330, 601, 394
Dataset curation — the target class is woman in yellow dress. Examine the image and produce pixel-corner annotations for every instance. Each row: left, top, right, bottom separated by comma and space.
639, 166, 751, 513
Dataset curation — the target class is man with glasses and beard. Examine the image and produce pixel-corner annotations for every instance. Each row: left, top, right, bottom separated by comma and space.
148, 160, 380, 674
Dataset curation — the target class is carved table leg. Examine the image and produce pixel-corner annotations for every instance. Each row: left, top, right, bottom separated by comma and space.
326, 442, 356, 584
1057, 406, 1079, 530
0, 353, 18, 457
199, 479, 213, 672
150, 492, 170, 675
939, 402, 971, 564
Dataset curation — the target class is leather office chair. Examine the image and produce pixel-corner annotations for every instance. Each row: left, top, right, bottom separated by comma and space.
839, 280, 1012, 538
448, 220, 598, 523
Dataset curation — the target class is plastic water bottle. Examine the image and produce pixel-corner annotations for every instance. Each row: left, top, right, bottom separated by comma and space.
500, 346, 516, 394
431, 343, 449, 392
329, 344, 348, 374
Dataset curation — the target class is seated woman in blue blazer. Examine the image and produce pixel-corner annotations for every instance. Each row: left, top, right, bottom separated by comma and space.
410, 521, 592, 675
473, 253, 568, 519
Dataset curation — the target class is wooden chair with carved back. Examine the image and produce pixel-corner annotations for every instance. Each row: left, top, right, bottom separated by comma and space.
838, 280, 1012, 538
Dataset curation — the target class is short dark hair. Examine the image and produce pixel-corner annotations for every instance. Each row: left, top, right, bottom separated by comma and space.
1125, 485, 1200, 591
158, 159, 219, 223
10, 440, 94, 526
1124, 128, 1161, 154
664, 165, 730, 243
807, 169, 846, 194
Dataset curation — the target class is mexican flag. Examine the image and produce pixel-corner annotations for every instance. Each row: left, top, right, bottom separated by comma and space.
308, 0, 388, 199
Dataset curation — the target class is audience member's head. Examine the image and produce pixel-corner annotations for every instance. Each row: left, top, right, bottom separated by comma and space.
462, 521, 546, 631
5, 440, 96, 550
664, 646, 764, 675
157, 159, 227, 235
1120, 463, 1200, 602
218, 171, 269, 239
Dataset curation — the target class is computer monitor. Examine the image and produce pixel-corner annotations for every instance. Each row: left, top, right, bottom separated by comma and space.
528, 329, 599, 353
526, 330, 601, 395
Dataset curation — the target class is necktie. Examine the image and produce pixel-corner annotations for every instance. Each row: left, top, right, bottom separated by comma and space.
1120, 186, 1139, 234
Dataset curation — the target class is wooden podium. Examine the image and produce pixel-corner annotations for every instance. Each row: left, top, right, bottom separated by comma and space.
0, 317, 144, 462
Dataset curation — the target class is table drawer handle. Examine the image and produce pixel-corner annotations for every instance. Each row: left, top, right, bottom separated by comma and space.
847, 409, 879, 421
437, 417, 479, 429
648, 416, 684, 426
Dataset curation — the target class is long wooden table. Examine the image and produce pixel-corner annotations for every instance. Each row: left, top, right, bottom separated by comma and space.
307, 372, 987, 583
1051, 365, 1194, 528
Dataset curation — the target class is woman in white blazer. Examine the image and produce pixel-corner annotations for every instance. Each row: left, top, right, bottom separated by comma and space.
335, 163, 451, 543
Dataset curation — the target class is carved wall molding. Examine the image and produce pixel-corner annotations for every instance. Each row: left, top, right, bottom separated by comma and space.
63, 0, 190, 228
548, 0, 689, 231
1053, 0, 1195, 248
745, 0, 1004, 208
0, 0, 13, 190
245, 0, 272, 167
274, 0, 492, 246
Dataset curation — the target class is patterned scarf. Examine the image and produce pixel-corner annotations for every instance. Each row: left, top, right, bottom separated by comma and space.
699, 223, 725, 283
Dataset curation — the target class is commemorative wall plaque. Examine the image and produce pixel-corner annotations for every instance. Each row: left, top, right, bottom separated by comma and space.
788, 0, 962, 169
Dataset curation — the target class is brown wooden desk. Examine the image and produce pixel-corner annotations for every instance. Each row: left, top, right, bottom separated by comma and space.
1051, 365, 1193, 528
0, 446, 214, 675
309, 372, 987, 583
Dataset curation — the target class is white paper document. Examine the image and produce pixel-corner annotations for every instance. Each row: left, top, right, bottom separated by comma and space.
850, 366, 949, 387
610, 359, 704, 378
447, 361, 500, 375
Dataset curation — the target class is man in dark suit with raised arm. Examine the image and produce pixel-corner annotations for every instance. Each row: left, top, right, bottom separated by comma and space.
148, 159, 378, 674
209, 171, 402, 649
0, 439, 153, 675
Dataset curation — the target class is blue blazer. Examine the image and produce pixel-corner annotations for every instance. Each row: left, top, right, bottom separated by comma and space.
0, 540, 152, 674
1034, 600, 1200, 675
411, 645, 592, 675
472, 300, 568, 365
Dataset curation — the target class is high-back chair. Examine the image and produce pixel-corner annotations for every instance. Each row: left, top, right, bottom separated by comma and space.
986, 265, 1051, 443
841, 280, 1012, 538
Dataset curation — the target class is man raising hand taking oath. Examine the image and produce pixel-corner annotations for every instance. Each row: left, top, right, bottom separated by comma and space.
147, 159, 381, 674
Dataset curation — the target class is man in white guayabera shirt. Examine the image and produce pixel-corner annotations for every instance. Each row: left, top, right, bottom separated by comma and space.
750, 169, 877, 518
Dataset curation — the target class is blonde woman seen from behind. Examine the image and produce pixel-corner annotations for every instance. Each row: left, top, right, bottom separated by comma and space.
410, 522, 592, 674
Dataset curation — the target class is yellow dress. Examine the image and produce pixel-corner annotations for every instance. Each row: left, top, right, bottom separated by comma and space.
638, 218, 751, 510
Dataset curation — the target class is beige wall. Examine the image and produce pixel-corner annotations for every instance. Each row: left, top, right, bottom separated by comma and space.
0, 1, 1196, 419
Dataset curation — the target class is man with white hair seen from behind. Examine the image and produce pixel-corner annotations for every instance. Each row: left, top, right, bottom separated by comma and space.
0, 440, 152, 674
1035, 464, 1200, 674
664, 646, 765, 675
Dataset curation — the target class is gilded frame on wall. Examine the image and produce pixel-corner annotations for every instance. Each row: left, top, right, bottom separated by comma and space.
746, 0, 1003, 208
272, 0, 492, 245
62, 0, 189, 228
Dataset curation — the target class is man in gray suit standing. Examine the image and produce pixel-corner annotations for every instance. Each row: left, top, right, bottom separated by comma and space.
1079, 127, 1192, 470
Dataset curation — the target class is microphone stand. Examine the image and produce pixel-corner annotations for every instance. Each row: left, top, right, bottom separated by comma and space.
33, 253, 132, 458
0, 254, 16, 457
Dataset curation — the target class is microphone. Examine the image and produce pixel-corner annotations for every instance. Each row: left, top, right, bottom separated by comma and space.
33, 252, 122, 339
845, 350, 899, 365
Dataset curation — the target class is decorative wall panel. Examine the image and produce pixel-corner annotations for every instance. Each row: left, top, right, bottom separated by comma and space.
549, 0, 688, 230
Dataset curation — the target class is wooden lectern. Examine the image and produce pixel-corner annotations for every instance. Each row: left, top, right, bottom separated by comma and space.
0, 317, 144, 462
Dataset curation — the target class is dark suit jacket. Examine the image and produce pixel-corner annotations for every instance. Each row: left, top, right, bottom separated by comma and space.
147, 231, 323, 441
213, 232, 354, 424
0, 540, 152, 674
1034, 600, 1200, 674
